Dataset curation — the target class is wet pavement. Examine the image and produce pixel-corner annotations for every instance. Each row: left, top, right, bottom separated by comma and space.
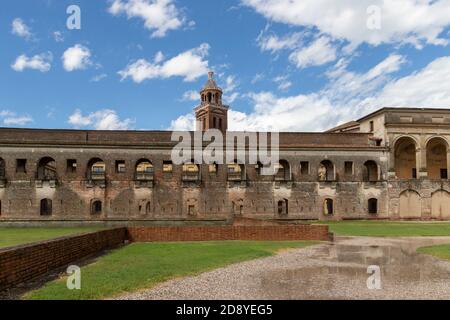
117, 237, 450, 300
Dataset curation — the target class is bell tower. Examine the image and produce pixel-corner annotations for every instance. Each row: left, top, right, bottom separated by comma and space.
194, 71, 229, 133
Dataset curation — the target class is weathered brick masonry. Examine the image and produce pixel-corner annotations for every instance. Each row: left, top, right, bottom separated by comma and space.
0, 228, 127, 291
127, 225, 331, 242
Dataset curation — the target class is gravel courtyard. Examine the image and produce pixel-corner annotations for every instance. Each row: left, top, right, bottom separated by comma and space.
117, 236, 450, 300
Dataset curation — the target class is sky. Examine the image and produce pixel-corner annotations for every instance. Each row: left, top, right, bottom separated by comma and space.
2, 0, 450, 132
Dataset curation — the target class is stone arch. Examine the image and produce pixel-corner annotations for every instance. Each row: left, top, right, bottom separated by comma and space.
399, 190, 421, 218
431, 190, 450, 219
426, 137, 448, 179
363, 160, 379, 182
394, 136, 417, 179
37, 157, 57, 180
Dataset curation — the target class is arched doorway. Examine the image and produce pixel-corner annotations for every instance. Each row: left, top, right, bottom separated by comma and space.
368, 198, 378, 214
40, 199, 52, 216
91, 200, 102, 215
323, 199, 334, 215
431, 190, 450, 219
394, 137, 417, 179
399, 190, 421, 218
426, 138, 448, 179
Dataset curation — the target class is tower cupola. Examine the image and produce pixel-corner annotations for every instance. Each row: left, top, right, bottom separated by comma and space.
194, 72, 229, 133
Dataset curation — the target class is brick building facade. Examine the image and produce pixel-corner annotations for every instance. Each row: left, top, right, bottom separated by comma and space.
0, 73, 449, 224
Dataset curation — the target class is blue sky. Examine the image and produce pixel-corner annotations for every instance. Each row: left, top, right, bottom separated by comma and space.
2, 0, 450, 132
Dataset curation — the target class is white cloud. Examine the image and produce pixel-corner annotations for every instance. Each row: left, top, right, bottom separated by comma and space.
169, 53, 426, 132
62, 44, 92, 72
11, 18, 33, 40
90, 74, 108, 82
289, 36, 337, 69
119, 43, 210, 83
68, 109, 135, 130
242, 0, 450, 49
108, 0, 186, 38
181, 90, 199, 101
169, 113, 195, 131
257, 31, 302, 53
11, 53, 52, 72
53, 31, 64, 42
363, 56, 450, 108
273, 75, 292, 91
0, 110, 33, 126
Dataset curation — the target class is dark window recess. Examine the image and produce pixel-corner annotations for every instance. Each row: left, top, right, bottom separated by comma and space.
369, 121, 374, 132
441, 169, 448, 179
40, 199, 52, 216
412, 168, 417, 179
116, 160, 126, 173
92, 201, 102, 214
67, 159, 77, 173
345, 162, 353, 175
300, 162, 309, 175
16, 159, 26, 173
368, 198, 378, 214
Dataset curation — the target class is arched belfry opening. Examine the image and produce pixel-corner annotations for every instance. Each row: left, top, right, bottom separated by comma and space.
194, 71, 229, 134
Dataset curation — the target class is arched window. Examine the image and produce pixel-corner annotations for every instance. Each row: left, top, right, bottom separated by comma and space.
275, 160, 291, 181
87, 158, 105, 180
319, 160, 335, 181
37, 157, 57, 180
40, 199, 52, 216
394, 137, 417, 179
91, 200, 102, 215
207, 92, 212, 103
227, 162, 245, 181
182, 161, 200, 181
323, 199, 334, 215
145, 201, 151, 214
364, 161, 379, 182
368, 198, 378, 214
136, 159, 153, 180
426, 138, 448, 179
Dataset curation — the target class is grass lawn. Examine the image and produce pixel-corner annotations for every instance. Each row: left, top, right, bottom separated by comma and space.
320, 221, 450, 237
0, 228, 102, 249
25, 240, 317, 300
418, 244, 450, 261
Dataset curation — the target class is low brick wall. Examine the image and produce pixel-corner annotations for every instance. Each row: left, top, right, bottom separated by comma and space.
0, 228, 127, 291
127, 224, 331, 242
